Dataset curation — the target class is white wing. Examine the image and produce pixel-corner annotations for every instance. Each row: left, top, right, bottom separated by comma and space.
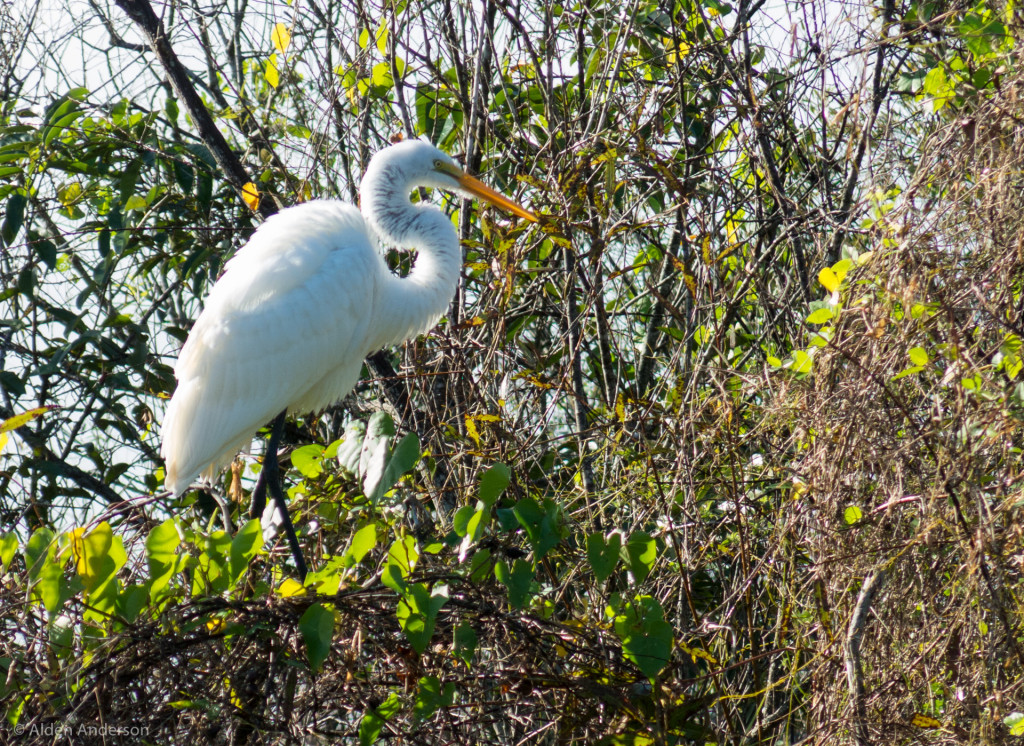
162, 201, 383, 495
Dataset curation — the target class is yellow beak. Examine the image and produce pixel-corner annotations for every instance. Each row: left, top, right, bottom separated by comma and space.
440, 164, 537, 222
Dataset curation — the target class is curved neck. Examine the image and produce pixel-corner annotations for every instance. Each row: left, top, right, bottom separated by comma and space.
361, 164, 462, 348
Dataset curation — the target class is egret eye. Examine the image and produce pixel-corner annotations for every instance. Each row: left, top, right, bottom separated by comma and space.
433, 158, 444, 169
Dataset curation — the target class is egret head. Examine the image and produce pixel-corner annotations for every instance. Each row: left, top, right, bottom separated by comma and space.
366, 140, 537, 223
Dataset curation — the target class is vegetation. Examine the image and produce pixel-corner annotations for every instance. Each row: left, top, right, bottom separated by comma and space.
1, 0, 1022, 742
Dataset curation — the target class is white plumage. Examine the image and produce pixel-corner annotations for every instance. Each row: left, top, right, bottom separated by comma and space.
161, 141, 535, 495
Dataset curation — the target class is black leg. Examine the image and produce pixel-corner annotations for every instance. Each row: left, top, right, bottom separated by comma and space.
252, 411, 308, 580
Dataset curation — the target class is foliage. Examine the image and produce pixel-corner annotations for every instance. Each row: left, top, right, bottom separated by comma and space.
1, 0, 1023, 743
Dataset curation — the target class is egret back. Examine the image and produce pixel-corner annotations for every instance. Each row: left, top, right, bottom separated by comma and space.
162, 201, 381, 495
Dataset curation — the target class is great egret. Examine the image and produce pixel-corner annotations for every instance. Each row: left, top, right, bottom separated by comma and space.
161, 140, 536, 570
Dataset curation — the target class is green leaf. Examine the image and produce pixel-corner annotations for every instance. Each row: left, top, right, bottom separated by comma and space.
229, 519, 262, 586
370, 62, 394, 90
299, 602, 335, 672
359, 692, 402, 746
494, 558, 533, 608
375, 431, 420, 499
922, 66, 953, 111
124, 194, 148, 211
587, 531, 621, 583
613, 595, 673, 679
453, 621, 477, 665
118, 583, 149, 622
387, 535, 419, 578
1, 192, 26, 247
452, 505, 475, 537
1004, 712, 1024, 736
622, 531, 657, 584
396, 583, 448, 653
0, 532, 18, 573
512, 497, 562, 559
27, 528, 63, 614
291, 443, 325, 479
806, 307, 834, 324
908, 347, 929, 366
892, 365, 923, 381
146, 519, 181, 602
843, 505, 863, 525
413, 675, 455, 721
344, 523, 377, 567
479, 463, 511, 506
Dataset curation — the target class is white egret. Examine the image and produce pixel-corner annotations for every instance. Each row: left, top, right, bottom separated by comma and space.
161, 140, 536, 571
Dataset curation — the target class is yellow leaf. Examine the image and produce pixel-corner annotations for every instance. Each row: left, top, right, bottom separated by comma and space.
265, 54, 280, 88
241, 182, 260, 211
667, 39, 690, 63
464, 416, 480, 447
207, 618, 226, 634
1, 405, 57, 433
277, 577, 306, 597
910, 713, 942, 729
271, 23, 291, 53
791, 349, 814, 374
473, 414, 501, 424
0, 432, 7, 454
818, 267, 839, 293
615, 393, 626, 422
225, 676, 243, 708
678, 642, 718, 666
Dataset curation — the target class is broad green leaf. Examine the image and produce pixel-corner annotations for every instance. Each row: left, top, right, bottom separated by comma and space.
387, 535, 419, 578
1, 192, 26, 246
27, 527, 64, 614
1004, 712, 1024, 736
413, 675, 455, 721
512, 497, 562, 559
613, 595, 673, 679
147, 519, 181, 601
124, 194, 148, 211
453, 621, 477, 665
479, 463, 511, 506
229, 519, 262, 585
0, 532, 17, 573
344, 523, 377, 567
806, 308, 834, 324
843, 505, 863, 525
359, 692, 401, 746
622, 531, 656, 584
370, 62, 393, 89
291, 444, 325, 479
118, 583, 149, 622
908, 347, 929, 366
494, 559, 533, 608
452, 505, 475, 537
396, 583, 448, 653
299, 602, 335, 672
375, 431, 420, 499
587, 531, 621, 583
